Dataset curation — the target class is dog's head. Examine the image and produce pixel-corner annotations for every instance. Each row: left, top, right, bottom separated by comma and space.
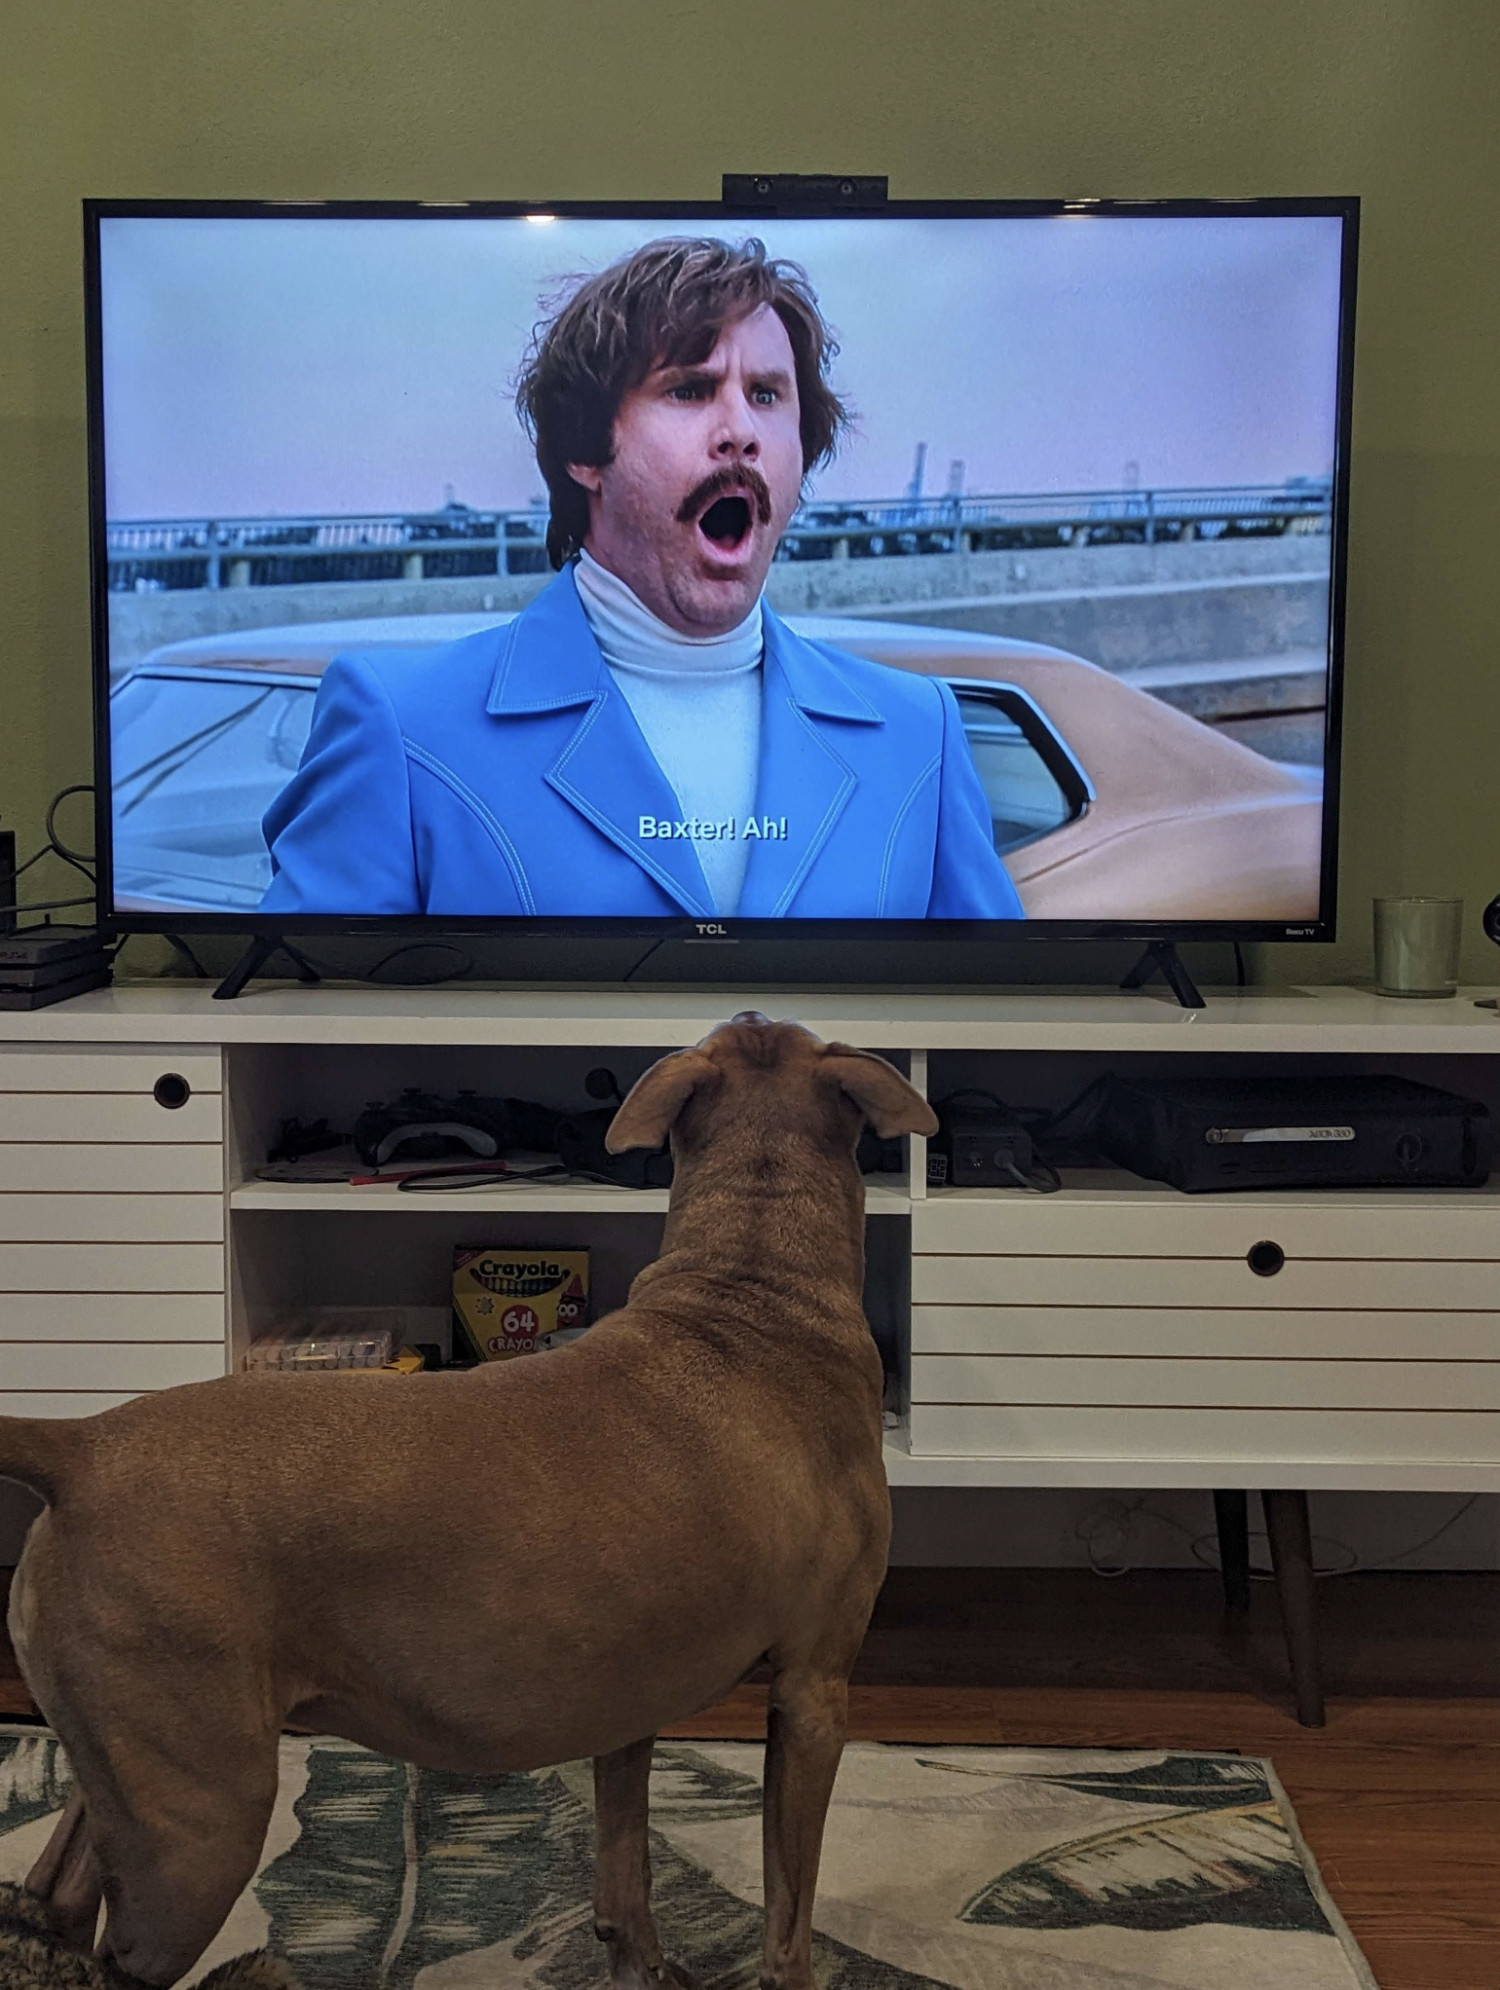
605, 1013, 938, 1163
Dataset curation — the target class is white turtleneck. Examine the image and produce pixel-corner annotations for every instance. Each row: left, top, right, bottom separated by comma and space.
573, 549, 763, 915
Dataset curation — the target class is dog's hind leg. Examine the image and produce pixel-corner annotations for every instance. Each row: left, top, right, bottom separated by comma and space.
89, 1754, 281, 1989
759, 1666, 849, 1990
592, 1736, 694, 1990
23, 1791, 103, 1954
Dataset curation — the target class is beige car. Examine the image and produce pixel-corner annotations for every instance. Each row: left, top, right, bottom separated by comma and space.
109, 610, 1323, 920
801, 617, 1324, 922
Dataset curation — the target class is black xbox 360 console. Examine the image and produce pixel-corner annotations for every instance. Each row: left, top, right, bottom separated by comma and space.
0, 925, 113, 1010
1096, 1073, 1491, 1192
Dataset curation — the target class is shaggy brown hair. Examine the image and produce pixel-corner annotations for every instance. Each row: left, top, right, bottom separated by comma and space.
515, 237, 851, 568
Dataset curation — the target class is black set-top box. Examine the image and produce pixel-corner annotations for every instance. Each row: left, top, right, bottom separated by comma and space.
0, 925, 113, 1010
1096, 1073, 1491, 1192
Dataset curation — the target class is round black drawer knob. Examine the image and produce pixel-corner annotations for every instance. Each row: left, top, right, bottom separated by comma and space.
1246, 1239, 1285, 1277
153, 1073, 192, 1110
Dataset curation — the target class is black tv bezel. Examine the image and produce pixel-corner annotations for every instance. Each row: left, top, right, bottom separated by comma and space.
84, 193, 1358, 970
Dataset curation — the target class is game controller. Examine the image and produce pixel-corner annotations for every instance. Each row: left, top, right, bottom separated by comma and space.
352, 1089, 520, 1167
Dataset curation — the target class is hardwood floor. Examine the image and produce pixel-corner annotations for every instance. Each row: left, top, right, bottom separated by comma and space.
3, 1564, 1498, 1989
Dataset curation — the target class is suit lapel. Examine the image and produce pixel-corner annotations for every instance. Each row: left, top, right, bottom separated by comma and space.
485, 569, 713, 917
737, 612, 884, 918
547, 694, 715, 915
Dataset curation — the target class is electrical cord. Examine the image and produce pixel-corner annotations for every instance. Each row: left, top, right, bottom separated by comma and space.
396, 1161, 623, 1194
622, 934, 673, 982
355, 941, 475, 986
1076, 1491, 1483, 1582
45, 785, 97, 874
7, 893, 96, 916
931, 1077, 1112, 1191
13, 784, 479, 986
8, 784, 100, 921
5, 782, 139, 963
1354, 1494, 1481, 1572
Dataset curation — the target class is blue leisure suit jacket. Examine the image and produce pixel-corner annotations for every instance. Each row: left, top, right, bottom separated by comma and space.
260, 566, 1024, 920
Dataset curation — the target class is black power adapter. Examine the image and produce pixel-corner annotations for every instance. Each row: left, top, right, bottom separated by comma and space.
932, 1108, 1037, 1187
927, 1089, 1065, 1191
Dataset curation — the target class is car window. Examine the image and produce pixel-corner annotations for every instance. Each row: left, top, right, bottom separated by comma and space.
110, 673, 315, 908
951, 685, 1091, 855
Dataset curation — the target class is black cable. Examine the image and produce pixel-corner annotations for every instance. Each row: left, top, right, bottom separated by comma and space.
397, 1161, 619, 1193
622, 934, 673, 982
9, 893, 96, 916
8, 784, 100, 918
45, 785, 97, 870
358, 941, 475, 986
163, 934, 209, 978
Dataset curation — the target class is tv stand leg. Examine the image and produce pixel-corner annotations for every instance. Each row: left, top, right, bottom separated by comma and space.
213, 935, 323, 1001
1120, 941, 1205, 1010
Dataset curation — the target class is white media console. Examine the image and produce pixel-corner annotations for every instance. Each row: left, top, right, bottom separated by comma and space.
3, 981, 1500, 1490
6, 978, 1500, 1723
0, 979, 1488, 1480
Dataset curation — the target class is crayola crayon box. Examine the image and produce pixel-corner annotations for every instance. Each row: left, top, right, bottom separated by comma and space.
451, 1247, 591, 1361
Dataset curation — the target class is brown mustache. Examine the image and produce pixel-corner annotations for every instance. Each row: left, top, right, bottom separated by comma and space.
675, 466, 775, 528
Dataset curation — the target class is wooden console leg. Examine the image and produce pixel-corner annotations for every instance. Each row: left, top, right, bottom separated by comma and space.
1212, 1490, 1251, 1613
1262, 1489, 1326, 1727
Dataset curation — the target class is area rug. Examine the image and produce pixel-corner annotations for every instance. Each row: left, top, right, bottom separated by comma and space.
0, 1726, 1376, 1990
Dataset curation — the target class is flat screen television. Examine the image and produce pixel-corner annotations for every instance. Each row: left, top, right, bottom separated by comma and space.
85, 194, 1357, 988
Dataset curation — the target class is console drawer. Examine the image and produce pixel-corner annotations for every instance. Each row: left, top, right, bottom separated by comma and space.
912, 1252, 1500, 1311
0, 1048, 222, 1094
0, 1244, 224, 1292
912, 1303, 1500, 1360
0, 1144, 222, 1193
907, 1405, 1500, 1464
909, 1195, 1500, 1463
0, 1194, 222, 1244
0, 1293, 226, 1342
0, 1045, 222, 1144
0, 1093, 222, 1144
911, 1354, 1500, 1411
913, 1196, 1500, 1261
0, 1394, 137, 1419
0, 1342, 225, 1394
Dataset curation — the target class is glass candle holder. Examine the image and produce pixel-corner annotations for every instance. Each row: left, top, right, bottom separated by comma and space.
1373, 896, 1462, 998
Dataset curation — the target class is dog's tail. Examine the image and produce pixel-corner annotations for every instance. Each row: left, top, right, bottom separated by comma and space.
0, 1417, 81, 1504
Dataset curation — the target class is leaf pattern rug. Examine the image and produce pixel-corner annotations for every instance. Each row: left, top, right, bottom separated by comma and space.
0, 1727, 1376, 1990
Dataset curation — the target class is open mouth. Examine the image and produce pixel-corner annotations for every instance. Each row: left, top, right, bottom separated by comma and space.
698, 492, 753, 552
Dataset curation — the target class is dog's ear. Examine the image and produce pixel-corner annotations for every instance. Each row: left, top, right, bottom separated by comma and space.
606, 1051, 717, 1152
822, 1046, 939, 1138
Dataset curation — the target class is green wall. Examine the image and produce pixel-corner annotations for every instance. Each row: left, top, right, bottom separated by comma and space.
3, 0, 1496, 984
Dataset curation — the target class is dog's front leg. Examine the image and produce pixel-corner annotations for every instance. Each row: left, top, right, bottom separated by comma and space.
593, 1736, 692, 1990
760, 1669, 848, 1990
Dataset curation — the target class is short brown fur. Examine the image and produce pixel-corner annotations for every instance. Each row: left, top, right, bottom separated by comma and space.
0, 1016, 934, 1988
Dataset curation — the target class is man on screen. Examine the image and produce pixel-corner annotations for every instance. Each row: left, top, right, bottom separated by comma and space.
260, 238, 1023, 919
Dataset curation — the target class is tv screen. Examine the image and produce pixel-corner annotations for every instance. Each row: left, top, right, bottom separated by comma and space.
88, 198, 1355, 941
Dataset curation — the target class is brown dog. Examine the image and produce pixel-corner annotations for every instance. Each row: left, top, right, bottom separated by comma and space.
0, 1014, 935, 1987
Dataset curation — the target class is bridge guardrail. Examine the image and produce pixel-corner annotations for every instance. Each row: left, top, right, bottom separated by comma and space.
105, 482, 1333, 593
